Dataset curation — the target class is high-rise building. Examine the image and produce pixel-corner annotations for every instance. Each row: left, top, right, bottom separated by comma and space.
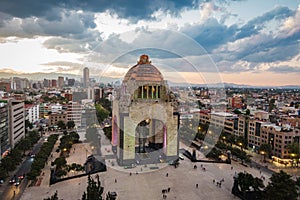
8, 100, 25, 148
83, 67, 89, 88
52, 79, 57, 88
58, 76, 64, 88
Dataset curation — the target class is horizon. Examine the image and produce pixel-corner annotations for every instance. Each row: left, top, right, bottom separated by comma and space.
0, 1, 299, 86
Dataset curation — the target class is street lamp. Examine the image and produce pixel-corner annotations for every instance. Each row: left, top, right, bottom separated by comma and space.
260, 151, 265, 162
291, 153, 296, 167
238, 142, 243, 150
222, 136, 226, 143
198, 126, 201, 133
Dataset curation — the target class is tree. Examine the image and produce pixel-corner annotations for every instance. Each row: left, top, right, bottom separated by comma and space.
82, 175, 104, 200
225, 134, 236, 147
236, 136, 247, 150
95, 104, 110, 124
264, 170, 298, 200
287, 143, 300, 167
245, 109, 250, 115
25, 119, 33, 130
57, 120, 66, 130
67, 120, 76, 129
259, 143, 272, 162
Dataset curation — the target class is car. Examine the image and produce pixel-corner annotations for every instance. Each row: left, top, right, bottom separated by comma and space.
9, 175, 17, 184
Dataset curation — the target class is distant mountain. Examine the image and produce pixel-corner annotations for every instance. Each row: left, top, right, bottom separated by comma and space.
0, 71, 119, 83
0, 71, 299, 88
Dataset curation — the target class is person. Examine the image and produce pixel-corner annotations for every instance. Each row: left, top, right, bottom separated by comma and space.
196, 183, 198, 188
115, 179, 117, 183
129, 172, 132, 176
213, 179, 215, 183
166, 173, 168, 177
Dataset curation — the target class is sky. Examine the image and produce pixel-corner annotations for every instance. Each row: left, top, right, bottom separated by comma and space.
0, 0, 299, 86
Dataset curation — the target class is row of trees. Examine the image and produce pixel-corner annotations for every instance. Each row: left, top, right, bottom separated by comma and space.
235, 170, 300, 200
0, 131, 40, 181
52, 130, 81, 178
27, 134, 59, 181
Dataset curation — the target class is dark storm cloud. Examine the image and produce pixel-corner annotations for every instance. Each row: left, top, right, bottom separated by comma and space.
0, 0, 201, 20
267, 66, 300, 73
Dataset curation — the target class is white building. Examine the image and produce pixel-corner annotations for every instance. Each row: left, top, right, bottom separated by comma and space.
67, 102, 82, 128
25, 104, 40, 123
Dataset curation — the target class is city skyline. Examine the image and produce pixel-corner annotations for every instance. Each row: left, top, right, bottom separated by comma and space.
0, 1, 299, 86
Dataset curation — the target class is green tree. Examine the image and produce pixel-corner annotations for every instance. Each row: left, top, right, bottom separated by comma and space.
245, 109, 250, 115
225, 134, 236, 147
264, 170, 298, 200
236, 136, 247, 150
25, 119, 33, 130
287, 143, 300, 167
95, 104, 110, 124
82, 175, 104, 200
259, 143, 272, 162
236, 172, 264, 199
57, 120, 66, 130
67, 120, 76, 129
54, 157, 67, 169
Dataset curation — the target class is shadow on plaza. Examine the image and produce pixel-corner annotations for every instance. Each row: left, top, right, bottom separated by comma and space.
50, 155, 107, 185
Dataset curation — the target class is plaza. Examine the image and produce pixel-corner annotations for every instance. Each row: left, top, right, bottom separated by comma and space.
20, 137, 272, 200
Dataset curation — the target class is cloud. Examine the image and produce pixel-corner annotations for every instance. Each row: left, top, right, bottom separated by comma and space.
0, 0, 200, 21
267, 65, 300, 73
235, 6, 294, 39
181, 18, 237, 52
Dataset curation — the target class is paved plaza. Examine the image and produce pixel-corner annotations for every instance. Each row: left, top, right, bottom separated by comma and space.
20, 137, 273, 200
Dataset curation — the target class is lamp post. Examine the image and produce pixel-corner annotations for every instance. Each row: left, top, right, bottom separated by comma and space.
238, 142, 243, 150
291, 153, 296, 167
260, 151, 265, 163
222, 136, 226, 143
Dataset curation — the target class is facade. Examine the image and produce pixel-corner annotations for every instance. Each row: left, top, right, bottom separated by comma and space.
0, 81, 11, 92
94, 87, 103, 102
210, 112, 238, 135
58, 76, 64, 88
25, 104, 40, 123
247, 118, 265, 151
8, 100, 25, 148
48, 112, 67, 126
112, 55, 179, 166
83, 67, 89, 88
68, 78, 75, 87
67, 102, 82, 128
52, 79, 57, 88
260, 124, 300, 161
0, 101, 9, 160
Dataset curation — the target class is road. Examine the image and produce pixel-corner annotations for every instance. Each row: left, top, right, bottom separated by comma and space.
0, 136, 46, 200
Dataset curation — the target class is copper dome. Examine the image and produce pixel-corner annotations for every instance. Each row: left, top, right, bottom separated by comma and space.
123, 55, 164, 82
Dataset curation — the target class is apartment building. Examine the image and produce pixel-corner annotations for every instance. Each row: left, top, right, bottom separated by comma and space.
0, 101, 9, 160
260, 124, 300, 161
25, 104, 39, 123
67, 102, 82, 128
210, 112, 238, 135
8, 100, 25, 148
48, 112, 67, 126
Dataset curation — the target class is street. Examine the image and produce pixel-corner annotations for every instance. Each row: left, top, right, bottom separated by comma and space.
0, 136, 46, 200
